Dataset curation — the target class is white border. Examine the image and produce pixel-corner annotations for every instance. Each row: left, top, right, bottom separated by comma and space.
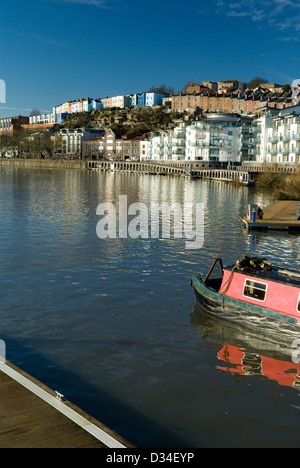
0, 360, 127, 448
243, 278, 268, 303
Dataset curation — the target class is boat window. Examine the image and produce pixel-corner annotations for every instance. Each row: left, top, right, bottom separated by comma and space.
297, 294, 300, 313
243, 279, 267, 301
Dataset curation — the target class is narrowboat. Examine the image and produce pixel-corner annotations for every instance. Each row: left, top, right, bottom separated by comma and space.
191, 256, 300, 329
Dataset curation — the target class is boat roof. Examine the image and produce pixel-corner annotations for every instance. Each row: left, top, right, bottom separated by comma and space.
224, 264, 300, 288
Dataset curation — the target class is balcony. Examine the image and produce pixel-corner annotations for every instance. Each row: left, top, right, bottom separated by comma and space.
250, 138, 261, 144
173, 133, 185, 139
250, 126, 262, 133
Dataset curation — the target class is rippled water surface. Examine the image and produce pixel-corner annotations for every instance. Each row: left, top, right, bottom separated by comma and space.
1, 167, 300, 447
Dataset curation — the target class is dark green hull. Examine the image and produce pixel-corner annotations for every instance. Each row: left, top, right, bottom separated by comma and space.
191, 273, 299, 327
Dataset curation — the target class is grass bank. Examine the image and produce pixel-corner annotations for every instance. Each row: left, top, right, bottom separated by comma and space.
256, 172, 300, 200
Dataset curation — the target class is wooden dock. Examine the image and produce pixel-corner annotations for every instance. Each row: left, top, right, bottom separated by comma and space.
243, 200, 300, 231
0, 358, 133, 448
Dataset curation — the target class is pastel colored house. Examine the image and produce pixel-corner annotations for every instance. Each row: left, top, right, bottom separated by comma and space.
136, 93, 146, 107
92, 99, 103, 110
82, 98, 93, 112
124, 94, 134, 108
54, 112, 72, 124
145, 93, 166, 107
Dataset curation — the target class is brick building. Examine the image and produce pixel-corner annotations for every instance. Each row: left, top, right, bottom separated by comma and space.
171, 88, 293, 115
83, 129, 145, 161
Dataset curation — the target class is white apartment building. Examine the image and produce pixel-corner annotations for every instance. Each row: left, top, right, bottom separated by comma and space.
245, 104, 300, 164
29, 113, 55, 125
51, 128, 104, 157
147, 121, 187, 161
248, 110, 275, 163
266, 105, 300, 164
186, 114, 248, 163
147, 114, 252, 163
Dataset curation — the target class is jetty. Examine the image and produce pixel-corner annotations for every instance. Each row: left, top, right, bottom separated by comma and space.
0, 358, 133, 448
243, 200, 300, 231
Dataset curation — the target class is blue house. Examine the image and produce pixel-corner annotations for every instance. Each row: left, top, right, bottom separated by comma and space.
135, 93, 146, 107
55, 113, 71, 124
146, 93, 166, 107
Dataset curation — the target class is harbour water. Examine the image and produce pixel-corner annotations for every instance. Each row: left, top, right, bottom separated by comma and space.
0, 166, 300, 448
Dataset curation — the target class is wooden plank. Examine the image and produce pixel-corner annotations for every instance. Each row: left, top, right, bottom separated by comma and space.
262, 201, 299, 221
0, 360, 133, 448
243, 200, 300, 230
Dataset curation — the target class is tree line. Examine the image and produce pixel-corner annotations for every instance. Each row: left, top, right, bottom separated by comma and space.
0, 127, 56, 158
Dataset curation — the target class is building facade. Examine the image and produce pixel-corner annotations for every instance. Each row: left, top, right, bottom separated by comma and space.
146, 114, 253, 163
265, 105, 300, 164
0, 116, 30, 133
82, 129, 145, 160
171, 89, 293, 115
51, 128, 104, 157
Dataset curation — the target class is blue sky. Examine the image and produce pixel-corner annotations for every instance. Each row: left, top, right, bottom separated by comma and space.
0, 0, 300, 118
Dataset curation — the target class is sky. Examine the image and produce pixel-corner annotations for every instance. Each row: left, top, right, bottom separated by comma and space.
0, 0, 300, 118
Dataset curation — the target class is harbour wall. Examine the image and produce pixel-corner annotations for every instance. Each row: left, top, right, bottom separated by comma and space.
0, 158, 86, 170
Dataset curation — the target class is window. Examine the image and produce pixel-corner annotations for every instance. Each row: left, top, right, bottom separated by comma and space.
297, 294, 300, 313
243, 279, 267, 302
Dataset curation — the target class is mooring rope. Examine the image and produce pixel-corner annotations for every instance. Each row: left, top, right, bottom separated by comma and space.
219, 265, 237, 295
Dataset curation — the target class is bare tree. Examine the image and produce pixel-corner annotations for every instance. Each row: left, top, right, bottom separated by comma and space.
247, 77, 268, 89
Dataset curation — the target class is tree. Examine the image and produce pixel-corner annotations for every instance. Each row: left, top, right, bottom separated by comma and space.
282, 84, 291, 93
247, 77, 268, 89
29, 109, 41, 117
181, 81, 197, 93
148, 84, 175, 95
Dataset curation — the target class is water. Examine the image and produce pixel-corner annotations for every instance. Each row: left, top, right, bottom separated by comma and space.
0, 166, 300, 448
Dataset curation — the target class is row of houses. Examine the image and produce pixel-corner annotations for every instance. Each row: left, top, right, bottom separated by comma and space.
80, 104, 300, 165
249, 105, 300, 165
147, 114, 252, 164
0, 91, 166, 131
31, 85, 294, 128
29, 92, 167, 126
168, 85, 293, 115
0, 79, 292, 132
3, 104, 300, 165
147, 104, 300, 165
0, 115, 30, 132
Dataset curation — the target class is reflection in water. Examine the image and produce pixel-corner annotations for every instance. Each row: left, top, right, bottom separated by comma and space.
1, 167, 300, 447
190, 303, 300, 390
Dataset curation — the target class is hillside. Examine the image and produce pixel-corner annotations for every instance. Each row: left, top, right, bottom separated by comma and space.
60, 105, 186, 135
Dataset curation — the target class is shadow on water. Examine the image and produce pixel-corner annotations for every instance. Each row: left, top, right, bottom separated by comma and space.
190, 303, 300, 391
2, 335, 193, 448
